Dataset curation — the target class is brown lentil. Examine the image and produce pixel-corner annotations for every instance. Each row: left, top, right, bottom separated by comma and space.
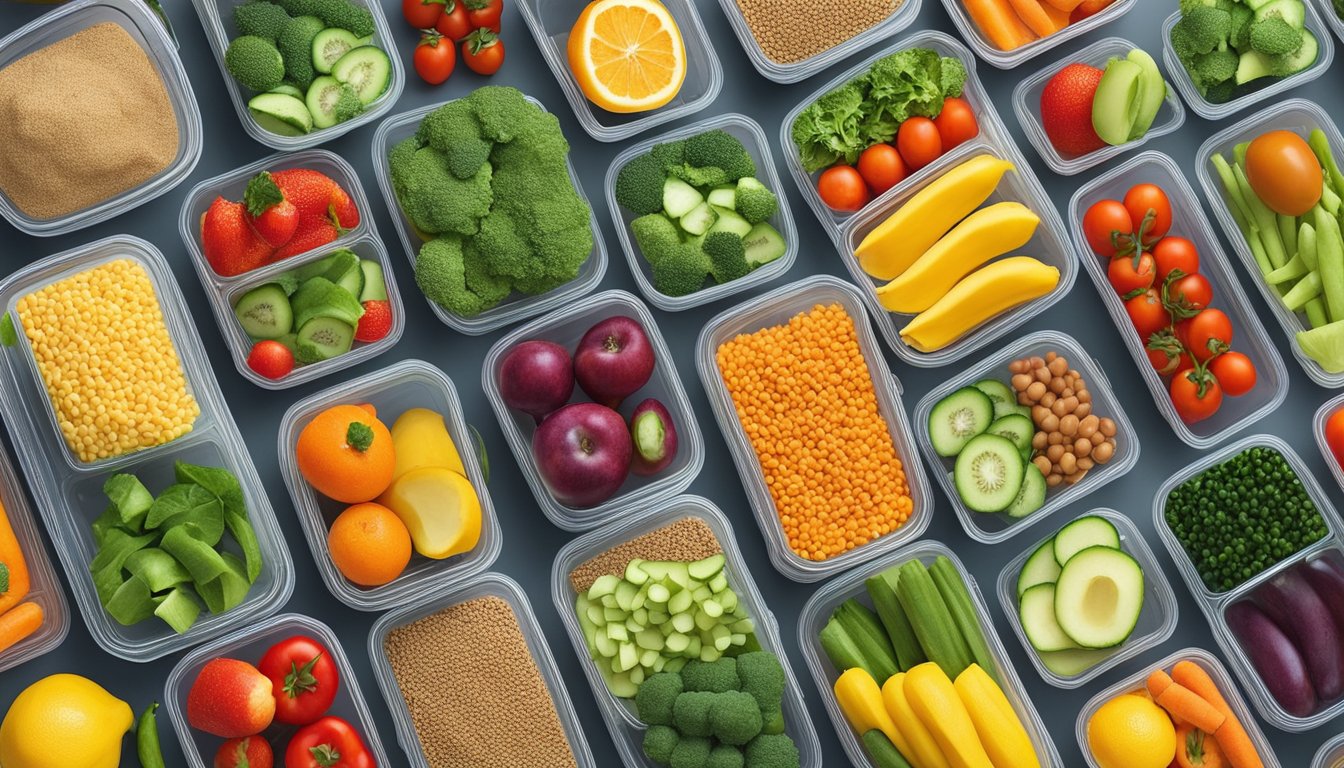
384, 595, 578, 768
734, 0, 902, 64
1010, 351, 1118, 487
568, 516, 721, 593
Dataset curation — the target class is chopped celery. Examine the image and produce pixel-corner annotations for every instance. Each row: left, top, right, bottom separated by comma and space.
1316, 206, 1344, 323
1284, 272, 1323, 311
1268, 254, 1308, 285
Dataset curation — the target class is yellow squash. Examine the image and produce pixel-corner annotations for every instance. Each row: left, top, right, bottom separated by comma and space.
855, 155, 1015, 281
904, 662, 994, 768
953, 664, 1041, 768
876, 202, 1040, 313
882, 673, 951, 768
379, 467, 482, 559
833, 668, 914, 760
385, 407, 466, 479
900, 257, 1060, 353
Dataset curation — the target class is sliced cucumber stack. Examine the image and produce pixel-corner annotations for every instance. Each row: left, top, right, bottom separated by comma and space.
954, 434, 1023, 513
928, 386, 993, 457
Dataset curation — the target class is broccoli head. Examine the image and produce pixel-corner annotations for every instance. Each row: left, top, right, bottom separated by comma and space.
711, 691, 765, 746
939, 56, 968, 98
761, 709, 786, 736
333, 83, 364, 122
461, 239, 512, 307
736, 652, 785, 718
672, 691, 716, 738
1249, 16, 1304, 55
684, 129, 757, 181
744, 734, 800, 768
636, 672, 684, 726
275, 0, 373, 36
669, 163, 731, 189
681, 658, 740, 694
704, 232, 750, 284
277, 15, 324, 88
468, 85, 539, 143
616, 153, 669, 216
643, 725, 679, 766
631, 213, 711, 296
670, 736, 713, 768
414, 237, 498, 318
417, 100, 491, 179
1174, 6, 1233, 56
1229, 2, 1255, 48
650, 139, 687, 171
707, 744, 746, 768
234, 1, 292, 41
1193, 48, 1240, 88
225, 35, 285, 91
734, 177, 778, 225
388, 137, 493, 237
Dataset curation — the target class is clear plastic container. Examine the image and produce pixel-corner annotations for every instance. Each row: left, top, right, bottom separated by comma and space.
164, 613, 391, 768
941, 0, 1136, 69
995, 509, 1178, 689
912, 331, 1140, 545
549, 495, 823, 767
516, 0, 722, 142
482, 290, 703, 532
797, 540, 1064, 768
278, 359, 500, 611
189, 0, 404, 150
713, 0, 924, 83
0, 0, 202, 237
370, 97, 608, 335
1012, 38, 1185, 176
1068, 151, 1289, 449
1315, 732, 1344, 768
1074, 647, 1283, 768
1319, 0, 1344, 45
1162, 7, 1334, 121
0, 235, 294, 662
366, 571, 597, 767
1313, 393, 1344, 493
695, 276, 932, 582
1152, 434, 1344, 731
1195, 99, 1344, 389
0, 439, 69, 674
604, 113, 798, 312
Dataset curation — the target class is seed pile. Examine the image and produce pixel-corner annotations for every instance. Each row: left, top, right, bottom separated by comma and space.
568, 517, 722, 593
1010, 352, 1117, 487
17, 259, 199, 463
733, 0, 901, 64
717, 303, 914, 561
384, 595, 578, 768
0, 23, 179, 221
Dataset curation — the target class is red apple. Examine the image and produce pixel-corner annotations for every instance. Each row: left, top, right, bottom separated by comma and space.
188, 658, 275, 738
500, 340, 575, 420
532, 403, 632, 507
574, 315, 655, 409
629, 398, 678, 476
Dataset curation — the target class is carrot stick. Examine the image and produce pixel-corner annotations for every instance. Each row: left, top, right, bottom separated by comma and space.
1040, 0, 1071, 30
1147, 668, 1173, 698
1041, 0, 1084, 12
1171, 661, 1265, 768
1007, 0, 1064, 37
962, 0, 1037, 51
0, 500, 31, 616
0, 601, 43, 655
1156, 682, 1226, 734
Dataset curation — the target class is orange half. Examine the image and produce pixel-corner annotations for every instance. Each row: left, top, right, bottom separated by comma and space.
567, 0, 687, 114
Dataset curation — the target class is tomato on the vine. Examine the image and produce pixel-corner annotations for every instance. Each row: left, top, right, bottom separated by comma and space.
1146, 329, 1187, 376
1210, 351, 1257, 396
434, 0, 472, 39
402, 0, 445, 28
462, 28, 504, 75
1126, 288, 1171, 339
1107, 251, 1156, 296
817, 166, 869, 212
1325, 409, 1344, 467
258, 636, 340, 726
413, 30, 456, 84
1165, 272, 1213, 316
1152, 236, 1199, 282
1184, 308, 1234, 361
1083, 199, 1134, 258
465, 0, 503, 32
1171, 367, 1223, 424
1124, 183, 1172, 246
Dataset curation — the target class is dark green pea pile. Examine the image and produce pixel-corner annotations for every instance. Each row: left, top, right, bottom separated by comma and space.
1164, 446, 1330, 593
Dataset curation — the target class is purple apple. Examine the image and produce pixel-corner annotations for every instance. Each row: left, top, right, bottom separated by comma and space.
532, 403, 632, 508
500, 340, 575, 420
574, 315, 655, 409
629, 398, 678, 476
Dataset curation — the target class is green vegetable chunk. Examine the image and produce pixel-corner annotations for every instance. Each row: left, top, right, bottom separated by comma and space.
137, 703, 167, 768
225, 35, 286, 92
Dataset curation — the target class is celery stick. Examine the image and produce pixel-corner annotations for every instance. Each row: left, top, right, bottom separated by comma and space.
1268, 254, 1308, 285
1301, 222, 1319, 271
1280, 214, 1299, 259
1324, 182, 1341, 216
1310, 129, 1344, 196
1316, 206, 1344, 322
1285, 272, 1323, 311
1211, 153, 1258, 231
1308, 298, 1330, 329
1247, 228, 1274, 279
1235, 163, 1288, 269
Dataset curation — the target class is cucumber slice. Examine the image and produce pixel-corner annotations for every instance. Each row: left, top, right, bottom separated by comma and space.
1052, 515, 1120, 566
330, 260, 364, 298
929, 386, 994, 457
1019, 584, 1079, 653
1040, 647, 1112, 677
973, 378, 1018, 419
1017, 537, 1062, 600
1053, 546, 1144, 649
709, 207, 752, 238
1003, 462, 1047, 519
305, 75, 358, 129
269, 83, 305, 99
662, 177, 703, 219
954, 434, 1024, 513
742, 222, 787, 268
986, 413, 1033, 457
680, 202, 718, 236
331, 46, 392, 105
312, 27, 360, 74
247, 92, 313, 136
707, 186, 736, 210
358, 260, 387, 302
233, 283, 293, 340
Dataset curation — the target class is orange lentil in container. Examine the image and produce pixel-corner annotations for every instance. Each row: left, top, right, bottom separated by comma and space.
568, 516, 722, 593
716, 303, 914, 561
733, 0, 902, 64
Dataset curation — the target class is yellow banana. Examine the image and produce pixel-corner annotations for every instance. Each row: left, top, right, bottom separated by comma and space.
954, 664, 1042, 768
833, 668, 914, 760
900, 257, 1060, 353
855, 155, 1015, 281
876, 202, 1040, 313
903, 662, 995, 768
882, 673, 950, 768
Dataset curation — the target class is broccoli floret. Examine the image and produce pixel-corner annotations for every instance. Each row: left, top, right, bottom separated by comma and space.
1194, 48, 1240, 85
1204, 77, 1238, 103
669, 164, 731, 189
704, 232, 750, 284
511, 192, 594, 289
1249, 16, 1304, 55
1229, 2, 1255, 48
417, 100, 492, 179
224, 35, 285, 91
414, 237, 498, 317
734, 178, 778, 225
670, 736, 713, 768
616, 153, 669, 216
711, 691, 765, 746
333, 83, 364, 122
274, 0, 373, 36
461, 239, 512, 307
1174, 6, 1233, 55
651, 139, 687, 171
467, 86, 538, 143
684, 130, 756, 181
707, 744, 746, 768
939, 56, 968, 98
681, 658, 740, 694
761, 709, 786, 736
631, 213, 711, 296
744, 734, 800, 768
276, 15, 324, 88
388, 138, 493, 236
672, 691, 716, 738
652, 256, 711, 297
643, 725, 679, 766
636, 672, 684, 726
234, 1, 292, 40
736, 652, 785, 719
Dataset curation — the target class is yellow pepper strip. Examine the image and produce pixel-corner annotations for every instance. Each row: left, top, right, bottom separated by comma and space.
882, 673, 950, 768
904, 662, 995, 768
954, 664, 1041, 768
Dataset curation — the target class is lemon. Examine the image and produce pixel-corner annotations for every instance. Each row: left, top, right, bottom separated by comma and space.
0, 674, 133, 768
1087, 693, 1176, 768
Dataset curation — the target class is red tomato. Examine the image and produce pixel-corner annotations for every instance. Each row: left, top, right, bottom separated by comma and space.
1146, 329, 1187, 376
1152, 236, 1199, 282
215, 736, 274, 768
434, 0, 472, 39
896, 117, 943, 171
286, 717, 375, 768
1166, 272, 1213, 316
1083, 199, 1134, 258
258, 636, 340, 726
1124, 183, 1173, 246
247, 340, 294, 380
413, 30, 456, 84
1325, 409, 1344, 467
817, 165, 870, 212
1184, 308, 1234, 361
1126, 288, 1171, 339
933, 97, 978, 151
1107, 251, 1157, 296
1171, 368, 1223, 424
1209, 351, 1257, 396
402, 0, 444, 28
461, 28, 503, 74
857, 144, 908, 196
465, 0, 502, 32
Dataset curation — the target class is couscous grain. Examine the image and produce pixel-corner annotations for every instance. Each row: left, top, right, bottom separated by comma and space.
568, 516, 722, 593
733, 0, 901, 65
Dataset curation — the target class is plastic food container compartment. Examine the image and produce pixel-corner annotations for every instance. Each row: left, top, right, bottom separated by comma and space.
482, 290, 703, 532
0, 236, 294, 662
605, 113, 798, 312
1068, 151, 1288, 449
713, 0, 923, 83
0, 440, 69, 675
1161, 6, 1334, 121
1152, 434, 1344, 731
0, 0, 202, 237
370, 97, 608, 336
798, 540, 1065, 768
278, 359, 500, 612
516, 0, 722, 142
367, 571, 597, 767
164, 613, 391, 768
1195, 99, 1344, 389
696, 276, 932, 582
995, 509, 1178, 689
1074, 647, 1283, 768
550, 495, 823, 767
1314, 393, 1344, 493
189, 0, 404, 150
1315, 732, 1344, 768
912, 331, 1140, 545
1012, 38, 1185, 176
943, 0, 1136, 69
1319, 0, 1344, 44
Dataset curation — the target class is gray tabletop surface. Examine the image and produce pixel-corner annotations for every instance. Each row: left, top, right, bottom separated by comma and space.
0, 0, 1342, 764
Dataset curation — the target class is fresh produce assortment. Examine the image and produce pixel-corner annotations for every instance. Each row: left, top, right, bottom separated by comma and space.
1170, 0, 1319, 104
566, 0, 686, 114
731, 0, 900, 66
1039, 48, 1167, 156
616, 129, 788, 297
401, 0, 504, 84
0, 500, 43, 658
0, 673, 164, 768
961, 0, 1117, 51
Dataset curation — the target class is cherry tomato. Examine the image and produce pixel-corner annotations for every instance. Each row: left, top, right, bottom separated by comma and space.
1171, 368, 1223, 424
413, 30, 456, 84
896, 117, 943, 171
1209, 350, 1257, 396
856, 144, 908, 197
434, 0, 472, 39
286, 717, 375, 768
1173, 316, 1194, 348
247, 340, 294, 380
817, 165, 870, 212
1184, 308, 1234, 361
462, 28, 503, 74
933, 97, 978, 151
1325, 409, 1344, 467
1083, 199, 1134, 258
259, 635, 340, 726
464, 0, 503, 32
1126, 288, 1172, 339
402, 0, 445, 28
1124, 183, 1172, 246
1166, 272, 1213, 315
1107, 251, 1157, 296
215, 736, 274, 768
1246, 130, 1323, 216
1146, 329, 1187, 376
1152, 236, 1199, 282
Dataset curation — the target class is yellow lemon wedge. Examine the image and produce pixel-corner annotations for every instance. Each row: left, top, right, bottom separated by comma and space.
567, 0, 686, 114
380, 467, 483, 560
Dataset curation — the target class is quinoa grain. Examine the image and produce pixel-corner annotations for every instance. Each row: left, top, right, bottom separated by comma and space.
569, 517, 722, 593
733, 0, 902, 65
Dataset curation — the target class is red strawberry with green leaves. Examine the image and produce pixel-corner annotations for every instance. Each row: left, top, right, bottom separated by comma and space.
270, 168, 361, 231
271, 218, 340, 262
202, 197, 273, 277
1040, 63, 1106, 157
244, 172, 298, 248
355, 300, 393, 342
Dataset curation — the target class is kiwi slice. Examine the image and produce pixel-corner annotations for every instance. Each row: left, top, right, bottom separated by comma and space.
311, 28, 360, 74
234, 283, 293, 340
295, 317, 354, 364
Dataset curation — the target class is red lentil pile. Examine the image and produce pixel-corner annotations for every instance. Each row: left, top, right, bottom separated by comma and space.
733, 0, 902, 64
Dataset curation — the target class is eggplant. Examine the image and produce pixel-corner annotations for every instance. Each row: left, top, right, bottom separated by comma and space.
1253, 568, 1344, 701
1226, 600, 1318, 717
1302, 555, 1344, 639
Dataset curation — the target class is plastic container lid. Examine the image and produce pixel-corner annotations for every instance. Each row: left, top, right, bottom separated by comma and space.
1313, 393, 1344, 493
278, 359, 500, 612
695, 276, 932, 582
941, 0, 1136, 69
189, 0, 404, 150
0, 440, 69, 675
1068, 151, 1289, 449
995, 509, 1179, 689
370, 96, 608, 336
516, 0, 722, 142
1195, 98, 1344, 389
163, 613, 392, 768
1314, 732, 1344, 768
482, 290, 704, 532
713, 0, 924, 83
367, 571, 597, 767
1162, 6, 1334, 121
550, 495, 823, 767
0, 0, 202, 237
1012, 38, 1186, 176
912, 331, 1140, 545
797, 539, 1065, 768
0, 235, 294, 661
604, 112, 798, 312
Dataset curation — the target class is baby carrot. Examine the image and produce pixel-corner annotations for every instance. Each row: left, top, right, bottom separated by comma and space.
1148, 669, 1225, 734
0, 500, 31, 616
1171, 660, 1265, 768
1039, 0, 1071, 30
1007, 0, 1064, 37
0, 601, 44, 655
961, 0, 1037, 51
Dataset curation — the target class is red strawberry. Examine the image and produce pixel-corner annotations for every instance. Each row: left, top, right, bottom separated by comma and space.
244, 172, 298, 248
214, 735, 274, 768
271, 218, 340, 262
355, 300, 393, 342
1040, 63, 1106, 157
187, 658, 275, 738
326, 182, 361, 230
202, 197, 273, 277
271, 169, 361, 230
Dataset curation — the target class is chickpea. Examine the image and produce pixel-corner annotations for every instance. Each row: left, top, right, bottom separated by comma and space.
1032, 405, 1051, 422
1077, 456, 1095, 471
1065, 470, 1087, 485
1061, 387, 1074, 398
1091, 431, 1106, 446
1059, 414, 1079, 436
1032, 431, 1048, 450
1035, 367, 1052, 383
1093, 441, 1115, 463
1078, 415, 1098, 438
1061, 395, 1079, 413
1076, 401, 1092, 417
1009, 360, 1027, 374
1099, 418, 1117, 437
1049, 377, 1066, 394
1079, 389, 1092, 404
1048, 356, 1068, 376
1046, 444, 1065, 462
1011, 373, 1032, 391
1046, 474, 1063, 488
1051, 398, 1069, 417
1048, 431, 1063, 446
1017, 392, 1033, 406
1032, 455, 1053, 476
1040, 392, 1057, 408
1074, 437, 1092, 457
1026, 381, 1047, 400
1031, 356, 1046, 368
1040, 413, 1059, 432
1059, 452, 1078, 475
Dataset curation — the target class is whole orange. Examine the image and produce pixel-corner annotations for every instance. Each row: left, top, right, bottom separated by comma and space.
296, 403, 395, 503
328, 503, 412, 587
